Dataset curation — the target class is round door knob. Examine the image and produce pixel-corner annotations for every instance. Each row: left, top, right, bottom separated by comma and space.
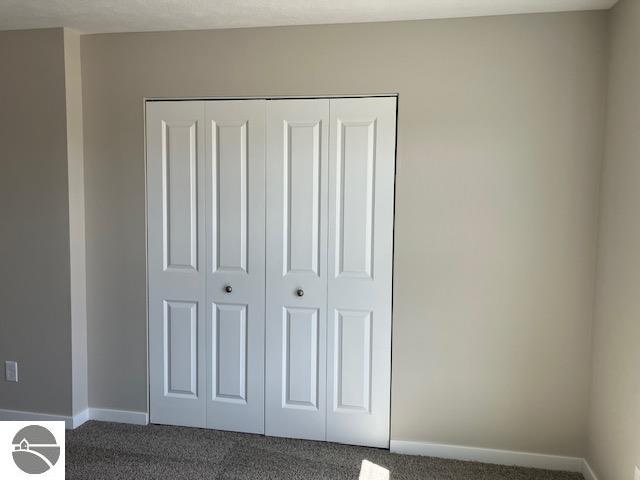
296, 288, 304, 297
224, 285, 233, 293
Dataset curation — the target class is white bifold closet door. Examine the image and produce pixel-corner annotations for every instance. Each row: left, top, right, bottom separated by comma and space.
204, 101, 266, 434
265, 97, 396, 447
148, 96, 395, 448
148, 101, 207, 428
148, 100, 266, 433
326, 97, 395, 447
265, 99, 330, 441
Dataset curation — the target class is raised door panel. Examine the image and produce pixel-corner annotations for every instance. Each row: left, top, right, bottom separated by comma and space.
265, 99, 329, 441
162, 121, 198, 272
284, 122, 321, 276
211, 121, 248, 273
327, 97, 396, 448
333, 310, 372, 413
205, 100, 266, 434
335, 120, 376, 279
164, 301, 198, 398
212, 303, 247, 403
283, 307, 319, 410
147, 101, 206, 428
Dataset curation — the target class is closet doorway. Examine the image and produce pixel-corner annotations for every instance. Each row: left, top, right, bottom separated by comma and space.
146, 96, 396, 448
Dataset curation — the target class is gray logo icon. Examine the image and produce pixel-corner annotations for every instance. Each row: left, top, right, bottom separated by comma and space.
11, 425, 61, 474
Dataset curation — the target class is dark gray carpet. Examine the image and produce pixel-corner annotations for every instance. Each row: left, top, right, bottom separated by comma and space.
66, 421, 584, 480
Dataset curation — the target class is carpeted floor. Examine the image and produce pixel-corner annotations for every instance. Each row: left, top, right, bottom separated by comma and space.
66, 421, 584, 480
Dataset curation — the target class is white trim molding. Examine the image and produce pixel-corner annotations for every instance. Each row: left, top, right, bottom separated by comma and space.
88, 408, 148, 425
582, 459, 599, 480
72, 409, 90, 429
390, 440, 584, 473
0, 407, 148, 430
0, 407, 598, 478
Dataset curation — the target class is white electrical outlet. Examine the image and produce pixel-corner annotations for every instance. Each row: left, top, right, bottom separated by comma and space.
634, 465, 640, 480
5, 361, 18, 382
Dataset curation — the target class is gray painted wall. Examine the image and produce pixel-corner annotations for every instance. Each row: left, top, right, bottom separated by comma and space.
0, 27, 87, 418
587, 0, 640, 478
0, 28, 73, 416
81, 11, 608, 456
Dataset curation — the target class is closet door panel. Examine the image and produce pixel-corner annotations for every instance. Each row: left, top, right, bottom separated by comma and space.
284, 121, 322, 275
282, 307, 320, 409
335, 119, 375, 278
147, 101, 207, 427
326, 97, 396, 448
211, 303, 247, 403
265, 99, 329, 441
211, 121, 248, 272
165, 300, 198, 398
205, 100, 266, 434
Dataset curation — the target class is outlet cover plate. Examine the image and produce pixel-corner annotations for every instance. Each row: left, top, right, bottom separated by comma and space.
634, 465, 640, 480
5, 361, 18, 382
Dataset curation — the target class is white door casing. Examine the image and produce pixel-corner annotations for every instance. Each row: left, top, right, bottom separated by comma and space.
147, 101, 207, 427
265, 99, 330, 441
326, 97, 396, 448
205, 100, 266, 434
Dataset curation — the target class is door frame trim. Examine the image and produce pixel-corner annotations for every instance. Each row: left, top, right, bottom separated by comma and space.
145, 93, 398, 102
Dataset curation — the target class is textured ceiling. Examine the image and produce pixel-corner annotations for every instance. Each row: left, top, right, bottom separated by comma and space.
0, 0, 618, 34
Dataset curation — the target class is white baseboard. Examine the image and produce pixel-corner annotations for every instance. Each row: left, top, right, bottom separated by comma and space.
88, 408, 148, 425
0, 407, 148, 429
72, 409, 90, 429
582, 459, 599, 480
390, 440, 584, 473
0, 407, 597, 477
0, 408, 75, 429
